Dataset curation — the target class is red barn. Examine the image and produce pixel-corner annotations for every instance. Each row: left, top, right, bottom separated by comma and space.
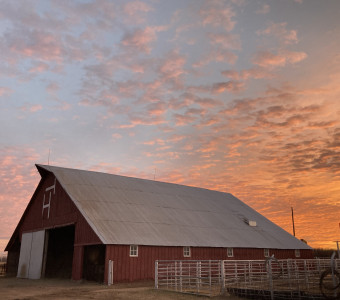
5, 164, 312, 283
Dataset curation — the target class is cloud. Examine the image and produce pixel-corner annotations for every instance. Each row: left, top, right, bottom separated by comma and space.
199, 2, 235, 32
121, 26, 167, 54
4, 28, 64, 62
0, 87, 12, 97
193, 49, 238, 68
158, 50, 187, 81
208, 32, 241, 50
252, 50, 307, 68
258, 22, 298, 44
221, 67, 272, 80
0, 147, 41, 238
256, 4, 270, 15
20, 103, 43, 113
122, 0, 154, 24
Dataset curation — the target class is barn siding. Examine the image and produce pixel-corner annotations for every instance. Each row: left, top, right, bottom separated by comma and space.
104, 245, 313, 283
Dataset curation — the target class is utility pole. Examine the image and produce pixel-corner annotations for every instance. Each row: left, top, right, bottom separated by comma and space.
335, 241, 340, 259
291, 207, 296, 237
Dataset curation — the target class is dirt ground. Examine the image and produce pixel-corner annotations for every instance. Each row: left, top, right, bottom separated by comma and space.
0, 277, 244, 300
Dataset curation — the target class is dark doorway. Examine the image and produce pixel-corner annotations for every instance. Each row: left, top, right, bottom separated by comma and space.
83, 245, 105, 282
44, 225, 75, 278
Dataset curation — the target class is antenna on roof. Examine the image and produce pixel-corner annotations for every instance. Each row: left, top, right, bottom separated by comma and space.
48, 149, 50, 165
154, 168, 156, 180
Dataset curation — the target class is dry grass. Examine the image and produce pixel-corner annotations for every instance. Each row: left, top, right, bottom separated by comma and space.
0, 277, 244, 300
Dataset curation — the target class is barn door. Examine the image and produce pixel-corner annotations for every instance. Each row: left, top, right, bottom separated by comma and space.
17, 230, 46, 279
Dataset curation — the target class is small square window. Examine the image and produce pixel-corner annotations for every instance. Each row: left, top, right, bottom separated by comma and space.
227, 248, 233, 257
295, 249, 300, 258
183, 246, 191, 257
130, 245, 138, 257
264, 249, 269, 257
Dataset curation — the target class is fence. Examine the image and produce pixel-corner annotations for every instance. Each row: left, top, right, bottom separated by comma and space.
155, 258, 340, 299
155, 260, 223, 296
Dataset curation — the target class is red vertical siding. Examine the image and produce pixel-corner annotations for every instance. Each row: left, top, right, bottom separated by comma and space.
72, 245, 84, 280
104, 245, 313, 283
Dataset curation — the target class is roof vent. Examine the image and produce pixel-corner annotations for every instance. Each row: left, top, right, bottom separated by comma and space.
244, 218, 257, 227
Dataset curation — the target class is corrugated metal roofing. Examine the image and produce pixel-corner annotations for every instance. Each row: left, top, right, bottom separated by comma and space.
36, 164, 311, 250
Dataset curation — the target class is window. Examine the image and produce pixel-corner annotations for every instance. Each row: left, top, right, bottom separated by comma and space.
183, 246, 191, 257
264, 248, 269, 257
130, 245, 138, 257
295, 249, 300, 258
227, 248, 234, 257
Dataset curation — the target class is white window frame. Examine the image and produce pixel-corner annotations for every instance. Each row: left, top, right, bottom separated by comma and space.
183, 246, 191, 257
227, 247, 234, 257
264, 248, 269, 257
295, 249, 300, 258
130, 245, 138, 257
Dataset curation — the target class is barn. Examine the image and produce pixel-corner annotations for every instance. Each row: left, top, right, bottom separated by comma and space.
5, 164, 312, 283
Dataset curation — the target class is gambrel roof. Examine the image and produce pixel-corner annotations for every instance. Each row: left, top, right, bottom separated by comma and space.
36, 164, 310, 250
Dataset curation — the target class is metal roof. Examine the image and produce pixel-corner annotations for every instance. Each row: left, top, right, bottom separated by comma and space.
36, 164, 311, 250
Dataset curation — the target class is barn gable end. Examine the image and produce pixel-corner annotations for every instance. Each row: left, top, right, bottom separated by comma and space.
6, 168, 101, 279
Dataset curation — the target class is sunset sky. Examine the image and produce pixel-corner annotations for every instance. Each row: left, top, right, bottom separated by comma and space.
1, 0, 340, 254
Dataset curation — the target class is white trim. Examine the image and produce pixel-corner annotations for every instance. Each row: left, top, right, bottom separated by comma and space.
295, 249, 300, 258
264, 248, 269, 257
130, 245, 138, 257
183, 246, 191, 257
227, 247, 234, 257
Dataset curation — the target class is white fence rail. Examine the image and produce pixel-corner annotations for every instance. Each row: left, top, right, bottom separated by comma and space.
155, 258, 340, 299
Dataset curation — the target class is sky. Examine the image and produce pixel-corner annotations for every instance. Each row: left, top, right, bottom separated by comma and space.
1, 0, 340, 254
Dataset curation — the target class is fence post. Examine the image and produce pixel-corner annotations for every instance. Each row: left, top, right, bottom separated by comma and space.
220, 260, 225, 294
155, 260, 158, 289
209, 260, 212, 295
108, 260, 113, 286
180, 261, 183, 292
267, 258, 274, 300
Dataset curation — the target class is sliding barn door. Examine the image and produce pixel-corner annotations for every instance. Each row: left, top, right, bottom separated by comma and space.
17, 230, 46, 279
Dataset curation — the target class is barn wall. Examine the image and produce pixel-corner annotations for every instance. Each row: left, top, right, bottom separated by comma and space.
7, 172, 101, 279
104, 245, 313, 283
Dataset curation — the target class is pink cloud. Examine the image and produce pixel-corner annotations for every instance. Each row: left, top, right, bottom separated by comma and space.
193, 49, 238, 68
121, 26, 166, 54
158, 50, 186, 80
252, 50, 307, 68
200, 3, 235, 32
0, 87, 12, 97
147, 101, 168, 116
122, 0, 154, 24
222, 67, 272, 80
20, 103, 43, 112
6, 28, 64, 62
208, 32, 241, 50
212, 81, 244, 93
258, 22, 298, 44
0, 147, 41, 238
29, 62, 49, 73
